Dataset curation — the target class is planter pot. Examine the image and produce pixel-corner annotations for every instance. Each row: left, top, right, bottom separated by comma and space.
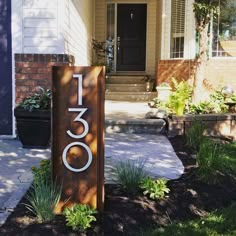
156, 86, 171, 102
14, 108, 51, 148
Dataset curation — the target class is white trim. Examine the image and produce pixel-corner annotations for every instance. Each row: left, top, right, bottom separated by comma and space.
183, 0, 195, 59
11, 0, 24, 138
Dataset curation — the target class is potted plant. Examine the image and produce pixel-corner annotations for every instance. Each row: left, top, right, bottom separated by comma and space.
156, 82, 171, 102
14, 87, 51, 148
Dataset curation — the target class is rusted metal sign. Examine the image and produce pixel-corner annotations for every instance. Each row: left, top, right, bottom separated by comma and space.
52, 66, 105, 212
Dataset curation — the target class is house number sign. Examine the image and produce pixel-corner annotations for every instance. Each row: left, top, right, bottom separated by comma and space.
62, 74, 92, 173
52, 66, 105, 212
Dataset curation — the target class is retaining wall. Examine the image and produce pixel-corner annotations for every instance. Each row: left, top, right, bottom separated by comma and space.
168, 114, 236, 140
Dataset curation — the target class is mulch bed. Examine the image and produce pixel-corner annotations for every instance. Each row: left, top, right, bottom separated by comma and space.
1, 135, 236, 236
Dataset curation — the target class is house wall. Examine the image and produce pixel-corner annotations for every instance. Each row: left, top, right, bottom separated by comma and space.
95, 0, 158, 76
157, 59, 236, 94
157, 0, 236, 96
157, 59, 195, 85
22, 0, 64, 53
205, 59, 236, 91
13, 0, 94, 60
63, 0, 94, 65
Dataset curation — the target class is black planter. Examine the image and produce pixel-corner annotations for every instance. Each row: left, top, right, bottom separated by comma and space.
14, 108, 51, 149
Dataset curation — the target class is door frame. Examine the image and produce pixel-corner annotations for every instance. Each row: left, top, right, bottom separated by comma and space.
106, 2, 148, 73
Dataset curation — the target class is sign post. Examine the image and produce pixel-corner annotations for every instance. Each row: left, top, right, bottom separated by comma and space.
52, 66, 105, 212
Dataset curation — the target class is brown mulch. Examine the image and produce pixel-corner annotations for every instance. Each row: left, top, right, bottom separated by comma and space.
1, 135, 236, 236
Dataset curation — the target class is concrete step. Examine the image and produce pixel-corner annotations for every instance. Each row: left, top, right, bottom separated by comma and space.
105, 91, 156, 102
106, 83, 146, 92
105, 118, 167, 134
107, 75, 146, 84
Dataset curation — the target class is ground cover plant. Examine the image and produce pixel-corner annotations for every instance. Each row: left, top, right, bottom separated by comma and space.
150, 80, 236, 116
63, 204, 97, 232
1, 135, 236, 235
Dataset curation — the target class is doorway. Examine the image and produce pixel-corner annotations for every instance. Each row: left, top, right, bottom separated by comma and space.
117, 4, 147, 71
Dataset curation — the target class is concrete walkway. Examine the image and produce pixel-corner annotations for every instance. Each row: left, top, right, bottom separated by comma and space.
0, 133, 184, 225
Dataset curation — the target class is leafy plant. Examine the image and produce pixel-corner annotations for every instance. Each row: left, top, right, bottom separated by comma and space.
209, 89, 228, 113
188, 101, 213, 114
18, 87, 51, 112
63, 204, 97, 232
113, 160, 147, 195
196, 138, 224, 184
185, 119, 206, 152
168, 78, 192, 116
187, 89, 229, 114
140, 177, 170, 200
31, 159, 51, 185
24, 176, 61, 223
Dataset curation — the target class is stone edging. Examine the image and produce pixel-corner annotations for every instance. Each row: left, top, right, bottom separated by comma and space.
168, 114, 236, 140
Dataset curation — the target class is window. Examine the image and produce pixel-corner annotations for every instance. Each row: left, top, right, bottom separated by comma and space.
212, 0, 236, 57
170, 0, 185, 58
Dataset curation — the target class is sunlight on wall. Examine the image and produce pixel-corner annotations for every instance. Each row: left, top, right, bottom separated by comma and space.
64, 0, 93, 65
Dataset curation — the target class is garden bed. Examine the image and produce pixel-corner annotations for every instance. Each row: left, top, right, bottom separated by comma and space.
0, 136, 236, 236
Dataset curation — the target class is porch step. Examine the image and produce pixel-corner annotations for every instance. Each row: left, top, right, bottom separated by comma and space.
106, 83, 146, 92
105, 118, 167, 134
105, 91, 156, 102
106, 75, 146, 84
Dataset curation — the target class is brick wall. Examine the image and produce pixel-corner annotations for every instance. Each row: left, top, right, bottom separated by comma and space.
157, 60, 195, 86
15, 54, 74, 103
157, 59, 236, 92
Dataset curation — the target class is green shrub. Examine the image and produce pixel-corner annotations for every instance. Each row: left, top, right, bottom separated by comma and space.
185, 120, 206, 152
168, 78, 192, 116
31, 159, 51, 185
188, 101, 214, 114
24, 176, 61, 223
188, 89, 228, 114
196, 139, 224, 184
63, 204, 97, 232
113, 160, 147, 195
140, 177, 170, 200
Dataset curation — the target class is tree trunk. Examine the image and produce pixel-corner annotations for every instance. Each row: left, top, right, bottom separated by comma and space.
192, 24, 210, 104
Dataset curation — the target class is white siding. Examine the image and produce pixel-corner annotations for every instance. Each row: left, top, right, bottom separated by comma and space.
22, 0, 64, 53
63, 0, 94, 65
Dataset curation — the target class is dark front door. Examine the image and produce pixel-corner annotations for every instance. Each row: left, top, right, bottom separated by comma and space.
117, 4, 147, 71
0, 0, 12, 135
